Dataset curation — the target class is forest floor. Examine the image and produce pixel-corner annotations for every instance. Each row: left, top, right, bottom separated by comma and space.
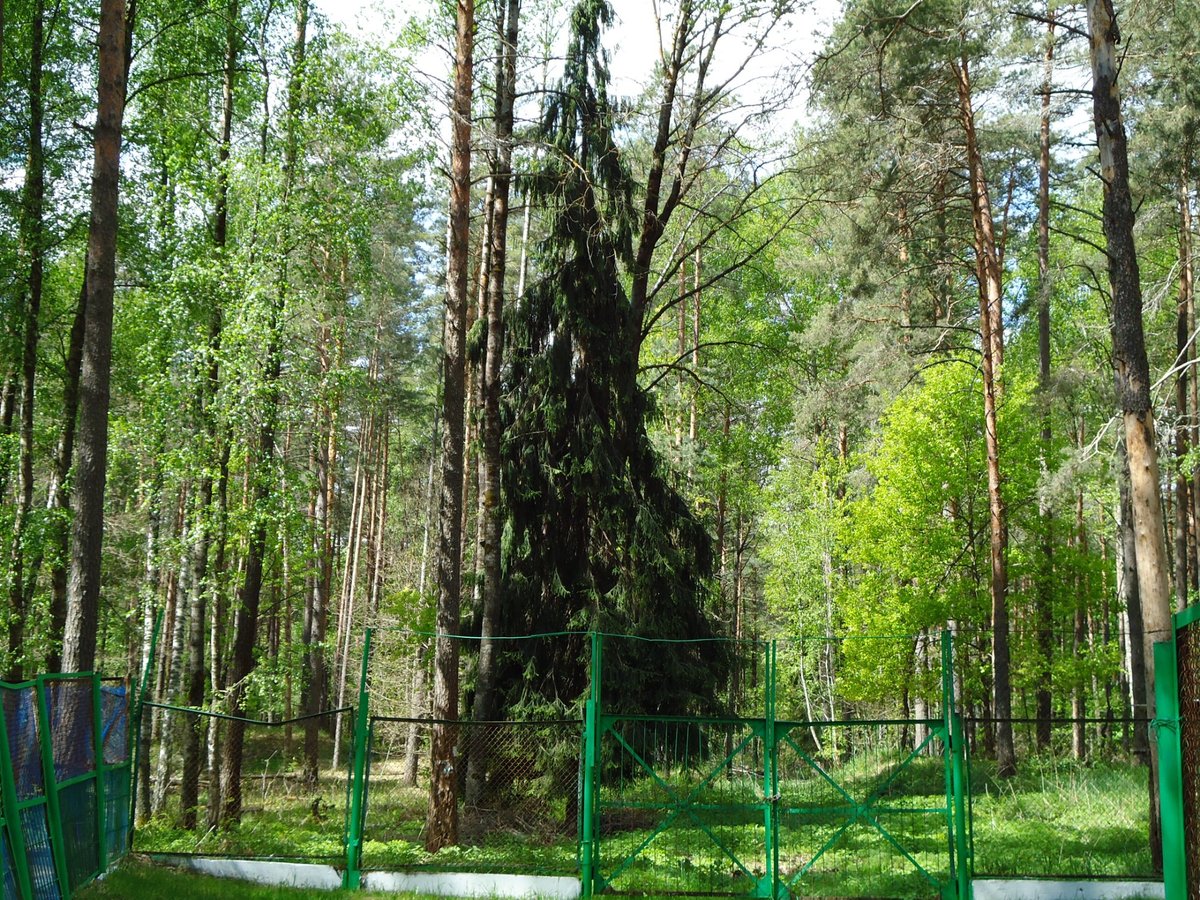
76, 859, 421, 899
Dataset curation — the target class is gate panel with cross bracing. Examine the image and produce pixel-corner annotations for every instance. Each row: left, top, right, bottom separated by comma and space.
582, 632, 972, 899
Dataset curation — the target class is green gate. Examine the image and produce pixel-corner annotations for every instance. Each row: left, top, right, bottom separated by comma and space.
582, 633, 971, 899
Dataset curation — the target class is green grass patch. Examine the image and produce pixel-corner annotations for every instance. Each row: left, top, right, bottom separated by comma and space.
968, 755, 1154, 878
76, 858, 416, 899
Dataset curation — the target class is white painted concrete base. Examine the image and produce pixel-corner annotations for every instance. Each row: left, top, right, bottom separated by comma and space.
362, 871, 580, 899
973, 879, 1164, 900
150, 855, 344, 890
149, 855, 581, 898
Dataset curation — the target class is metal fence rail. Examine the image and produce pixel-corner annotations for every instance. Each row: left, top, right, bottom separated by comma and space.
0, 673, 131, 900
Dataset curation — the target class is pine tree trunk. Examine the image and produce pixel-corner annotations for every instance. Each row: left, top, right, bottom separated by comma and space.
954, 55, 1015, 778
426, 0, 474, 852
63, 0, 128, 673
467, 0, 519, 810
1087, 0, 1171, 867
64, 0, 129, 676
1034, 12, 1055, 752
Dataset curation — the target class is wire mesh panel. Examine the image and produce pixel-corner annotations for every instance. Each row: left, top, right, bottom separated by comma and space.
361, 716, 581, 873
56, 781, 98, 891
965, 717, 1153, 879
1180, 618, 1200, 898
2, 683, 59, 900
597, 716, 768, 897
775, 721, 952, 899
99, 684, 131, 861
134, 706, 353, 860
1, 820, 18, 899
43, 676, 101, 892
19, 806, 60, 900
4, 686, 44, 804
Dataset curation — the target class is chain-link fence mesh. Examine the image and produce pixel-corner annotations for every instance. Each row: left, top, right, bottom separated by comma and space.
0, 674, 131, 900
1179, 615, 1200, 898
362, 717, 580, 873
133, 705, 352, 861
100, 682, 132, 862
966, 716, 1153, 878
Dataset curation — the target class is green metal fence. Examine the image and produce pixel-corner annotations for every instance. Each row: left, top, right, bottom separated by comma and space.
1156, 603, 1198, 900
582, 631, 971, 899
0, 673, 132, 900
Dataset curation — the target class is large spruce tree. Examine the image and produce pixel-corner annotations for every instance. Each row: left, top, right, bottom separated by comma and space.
499, 0, 726, 713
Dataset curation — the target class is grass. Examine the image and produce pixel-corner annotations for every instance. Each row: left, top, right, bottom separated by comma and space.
968, 755, 1154, 878
76, 858, 418, 900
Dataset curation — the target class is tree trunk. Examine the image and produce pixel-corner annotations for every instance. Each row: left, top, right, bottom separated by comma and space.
1087, 0, 1171, 868
954, 55, 1014, 778
180, 1, 237, 828
205, 436, 231, 830
135, 476, 163, 825
1034, 12, 1055, 752
1117, 439, 1150, 760
220, 0, 306, 824
7, 0, 45, 681
63, 0, 128, 673
1177, 170, 1194, 611
46, 280, 87, 673
426, 0, 474, 852
467, 0, 519, 809
303, 328, 336, 785
1072, 484, 1087, 761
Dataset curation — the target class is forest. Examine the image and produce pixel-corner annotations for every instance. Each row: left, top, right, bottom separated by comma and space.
0, 0, 1195, 863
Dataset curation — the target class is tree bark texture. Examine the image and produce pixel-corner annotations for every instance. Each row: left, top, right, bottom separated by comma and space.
1034, 12, 1055, 752
954, 54, 1015, 778
468, 0, 519, 809
7, 0, 45, 680
1087, 0, 1171, 867
426, 0, 473, 853
63, 0, 128, 673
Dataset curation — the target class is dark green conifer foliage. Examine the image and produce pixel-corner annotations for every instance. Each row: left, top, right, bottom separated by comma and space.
499, 0, 727, 715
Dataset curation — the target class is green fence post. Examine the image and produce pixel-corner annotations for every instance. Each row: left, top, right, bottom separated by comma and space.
93, 674, 107, 876
763, 640, 778, 899
0, 680, 35, 900
942, 631, 971, 900
36, 675, 73, 898
580, 630, 601, 899
343, 627, 373, 890
1155, 638, 1186, 898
